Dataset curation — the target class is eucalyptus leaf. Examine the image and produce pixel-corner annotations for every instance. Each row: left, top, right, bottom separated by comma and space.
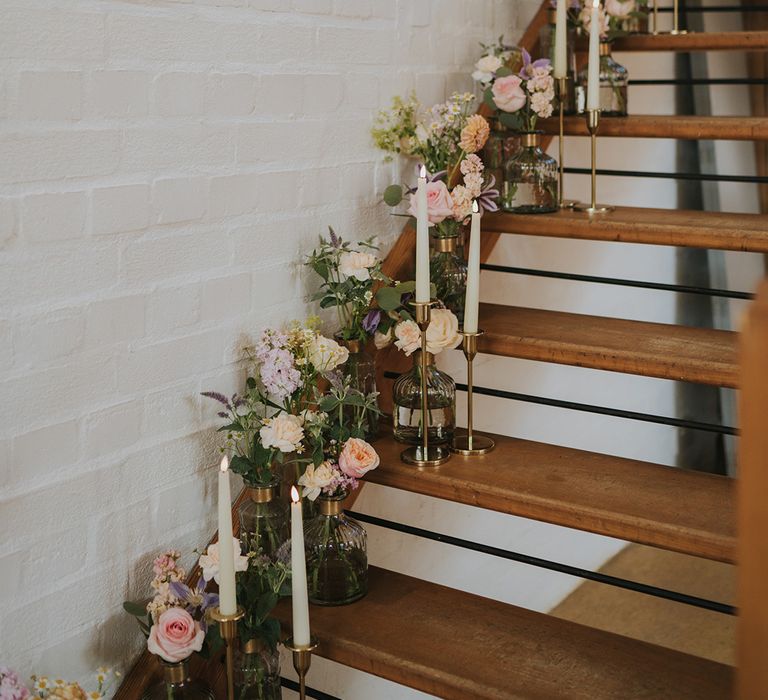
383, 184, 404, 206
376, 285, 403, 312
123, 601, 148, 618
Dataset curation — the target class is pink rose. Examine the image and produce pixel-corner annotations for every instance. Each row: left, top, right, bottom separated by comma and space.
492, 75, 526, 113
408, 180, 454, 225
147, 607, 205, 663
338, 438, 380, 478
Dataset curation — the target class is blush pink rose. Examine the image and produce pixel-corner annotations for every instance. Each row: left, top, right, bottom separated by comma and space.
492, 75, 527, 113
147, 607, 205, 663
338, 438, 380, 478
408, 180, 454, 225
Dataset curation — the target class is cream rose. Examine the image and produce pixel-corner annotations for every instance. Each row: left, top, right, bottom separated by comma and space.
198, 538, 249, 583
147, 607, 205, 663
308, 335, 349, 371
605, 0, 635, 18
298, 461, 336, 501
408, 180, 454, 225
338, 251, 378, 281
338, 438, 380, 478
426, 308, 462, 355
477, 54, 503, 74
492, 75, 526, 113
374, 328, 393, 350
394, 319, 421, 356
260, 413, 305, 453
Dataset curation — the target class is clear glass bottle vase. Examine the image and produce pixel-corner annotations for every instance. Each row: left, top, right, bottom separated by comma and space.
429, 234, 467, 324
235, 639, 281, 700
304, 492, 368, 606
336, 337, 379, 440
238, 480, 289, 559
501, 132, 558, 214
141, 661, 215, 700
481, 119, 521, 204
576, 43, 629, 116
392, 351, 456, 445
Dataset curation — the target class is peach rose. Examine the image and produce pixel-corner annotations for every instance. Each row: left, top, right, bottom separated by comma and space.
338, 438, 380, 478
408, 180, 454, 225
492, 75, 526, 113
426, 308, 462, 354
394, 319, 421, 356
605, 0, 635, 18
147, 608, 204, 663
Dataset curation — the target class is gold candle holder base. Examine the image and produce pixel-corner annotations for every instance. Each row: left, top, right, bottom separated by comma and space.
572, 109, 614, 216
284, 636, 319, 700
401, 300, 452, 468
450, 330, 495, 456
210, 605, 245, 700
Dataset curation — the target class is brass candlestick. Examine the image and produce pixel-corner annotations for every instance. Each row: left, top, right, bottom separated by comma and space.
284, 636, 319, 700
210, 605, 245, 700
652, 0, 658, 34
557, 76, 577, 210
670, 0, 687, 35
573, 110, 613, 215
401, 300, 452, 467
451, 331, 495, 455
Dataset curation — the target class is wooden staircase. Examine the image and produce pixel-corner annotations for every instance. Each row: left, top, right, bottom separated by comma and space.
116, 7, 768, 700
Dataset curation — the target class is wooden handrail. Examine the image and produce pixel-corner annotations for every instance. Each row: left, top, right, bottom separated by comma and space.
737, 279, 768, 699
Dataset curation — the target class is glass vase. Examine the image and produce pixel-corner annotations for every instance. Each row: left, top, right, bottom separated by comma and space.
304, 492, 368, 606
238, 479, 289, 559
141, 661, 214, 700
540, 8, 578, 114
576, 43, 629, 116
501, 132, 558, 214
392, 351, 456, 445
481, 119, 521, 203
336, 338, 379, 440
430, 234, 467, 324
235, 639, 281, 700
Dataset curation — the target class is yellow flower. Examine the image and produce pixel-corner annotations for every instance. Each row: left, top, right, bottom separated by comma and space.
55, 679, 66, 687
459, 114, 491, 154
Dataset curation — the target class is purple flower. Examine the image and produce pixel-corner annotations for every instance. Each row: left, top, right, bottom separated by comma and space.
201, 391, 232, 409
362, 309, 382, 334
519, 48, 552, 80
260, 347, 301, 400
169, 579, 219, 630
476, 174, 500, 213
328, 226, 340, 248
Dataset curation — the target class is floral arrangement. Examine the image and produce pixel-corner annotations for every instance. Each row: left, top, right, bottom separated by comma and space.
0, 667, 121, 700
483, 49, 556, 132
576, 0, 648, 41
472, 36, 524, 88
306, 229, 391, 343
123, 550, 220, 664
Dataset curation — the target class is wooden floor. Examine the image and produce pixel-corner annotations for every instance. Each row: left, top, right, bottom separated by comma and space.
552, 544, 737, 666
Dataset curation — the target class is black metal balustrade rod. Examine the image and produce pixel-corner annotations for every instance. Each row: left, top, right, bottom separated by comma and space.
564, 167, 768, 184
346, 511, 736, 615
657, 4, 768, 10
382, 371, 737, 435
479, 263, 754, 300
630, 77, 768, 85
281, 678, 341, 700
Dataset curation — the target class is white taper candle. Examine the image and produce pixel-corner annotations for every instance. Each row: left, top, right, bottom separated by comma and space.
415, 165, 430, 303
586, 0, 601, 111
463, 201, 482, 334
217, 456, 237, 616
553, 0, 567, 79
290, 486, 311, 646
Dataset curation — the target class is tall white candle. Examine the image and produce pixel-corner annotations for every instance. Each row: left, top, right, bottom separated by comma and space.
415, 165, 430, 303
553, 0, 567, 79
586, 0, 601, 111
463, 201, 481, 334
217, 456, 237, 616
290, 486, 311, 646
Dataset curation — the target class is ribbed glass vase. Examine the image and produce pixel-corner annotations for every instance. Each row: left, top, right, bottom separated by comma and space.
336, 337, 379, 440
141, 661, 214, 700
429, 234, 467, 324
576, 43, 629, 116
235, 639, 281, 700
501, 132, 558, 214
304, 492, 368, 606
238, 479, 289, 559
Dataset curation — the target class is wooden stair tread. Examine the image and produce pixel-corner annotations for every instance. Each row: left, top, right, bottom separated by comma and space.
541, 115, 768, 141
483, 207, 768, 253
275, 566, 733, 700
613, 30, 768, 52
368, 431, 736, 563
477, 303, 738, 387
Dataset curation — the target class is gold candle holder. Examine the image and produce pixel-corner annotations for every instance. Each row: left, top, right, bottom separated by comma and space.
557, 76, 577, 210
284, 636, 319, 700
670, 0, 687, 35
209, 605, 245, 700
451, 331, 495, 455
652, 0, 658, 34
573, 110, 613, 215
401, 300, 452, 467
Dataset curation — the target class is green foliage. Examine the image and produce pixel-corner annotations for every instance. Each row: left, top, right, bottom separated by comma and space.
383, 184, 404, 206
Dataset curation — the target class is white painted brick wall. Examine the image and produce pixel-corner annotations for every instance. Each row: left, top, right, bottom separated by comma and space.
0, 0, 522, 693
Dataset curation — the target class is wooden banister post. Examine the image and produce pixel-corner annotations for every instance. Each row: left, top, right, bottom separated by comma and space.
737, 278, 768, 699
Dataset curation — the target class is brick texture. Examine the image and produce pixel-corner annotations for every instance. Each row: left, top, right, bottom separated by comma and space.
0, 0, 520, 685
